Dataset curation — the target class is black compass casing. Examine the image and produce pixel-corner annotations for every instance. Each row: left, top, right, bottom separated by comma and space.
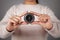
24, 13, 35, 23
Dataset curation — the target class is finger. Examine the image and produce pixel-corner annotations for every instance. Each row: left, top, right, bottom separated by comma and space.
41, 14, 50, 19
39, 18, 48, 23
18, 19, 22, 24
43, 17, 50, 23
10, 17, 19, 24
9, 19, 17, 25
10, 16, 21, 25
43, 19, 48, 23
12, 18, 19, 23
14, 15, 21, 21
19, 11, 28, 17
20, 21, 27, 25
30, 11, 41, 17
11, 15, 21, 23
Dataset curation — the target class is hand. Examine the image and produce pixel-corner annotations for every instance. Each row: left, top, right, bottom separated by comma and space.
30, 11, 53, 30
6, 12, 27, 32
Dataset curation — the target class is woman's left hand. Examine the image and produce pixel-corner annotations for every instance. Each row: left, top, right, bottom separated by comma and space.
30, 11, 53, 30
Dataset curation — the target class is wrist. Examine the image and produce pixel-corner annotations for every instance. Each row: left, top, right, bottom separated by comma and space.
6, 27, 14, 32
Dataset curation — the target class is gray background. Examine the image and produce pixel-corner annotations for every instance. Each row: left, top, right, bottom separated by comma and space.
0, 0, 60, 40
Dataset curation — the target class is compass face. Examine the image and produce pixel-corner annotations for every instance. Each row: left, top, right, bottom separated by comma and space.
24, 13, 35, 23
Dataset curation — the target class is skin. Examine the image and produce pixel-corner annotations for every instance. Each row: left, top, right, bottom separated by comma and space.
6, 12, 28, 31
30, 11, 53, 30
6, 0, 53, 32
24, 0, 37, 5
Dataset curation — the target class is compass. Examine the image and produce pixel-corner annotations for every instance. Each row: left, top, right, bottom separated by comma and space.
24, 13, 35, 23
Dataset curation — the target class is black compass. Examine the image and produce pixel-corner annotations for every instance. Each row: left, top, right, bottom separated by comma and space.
24, 13, 35, 23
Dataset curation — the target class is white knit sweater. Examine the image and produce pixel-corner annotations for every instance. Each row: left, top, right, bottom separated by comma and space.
0, 3, 60, 40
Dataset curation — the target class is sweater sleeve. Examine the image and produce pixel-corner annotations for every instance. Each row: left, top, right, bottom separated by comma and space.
0, 5, 16, 39
44, 6, 60, 38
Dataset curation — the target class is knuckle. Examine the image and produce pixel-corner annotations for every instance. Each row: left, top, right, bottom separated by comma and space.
16, 17, 20, 20
11, 19, 16, 23
14, 19, 18, 22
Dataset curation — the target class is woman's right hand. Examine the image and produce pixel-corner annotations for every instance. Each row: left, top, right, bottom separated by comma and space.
6, 12, 27, 32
